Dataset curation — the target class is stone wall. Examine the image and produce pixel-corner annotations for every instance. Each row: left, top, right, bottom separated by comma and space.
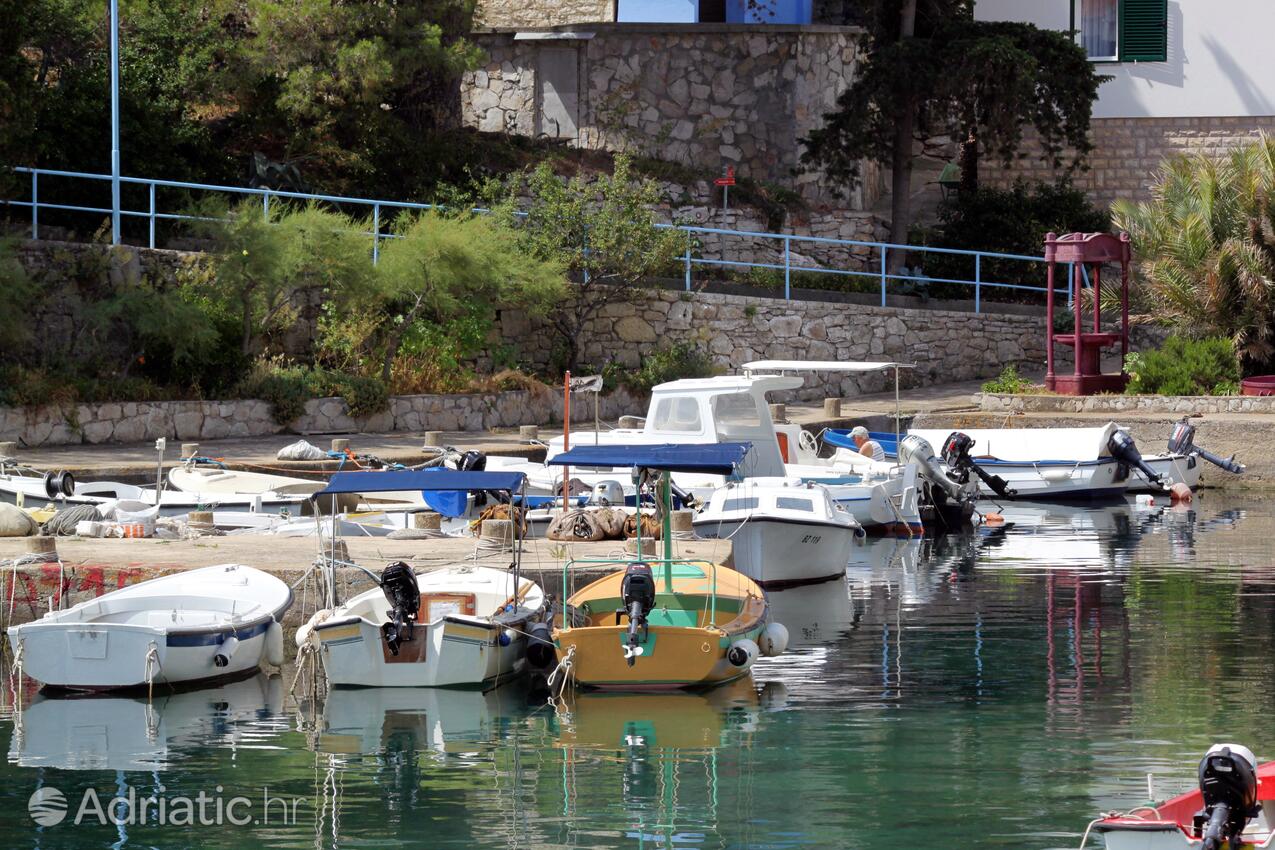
984, 116, 1275, 208
462, 24, 878, 208
979, 392, 1275, 416
501, 288, 1050, 401
476, 0, 613, 27
0, 387, 645, 448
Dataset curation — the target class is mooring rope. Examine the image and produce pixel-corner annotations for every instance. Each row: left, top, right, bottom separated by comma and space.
143, 641, 161, 701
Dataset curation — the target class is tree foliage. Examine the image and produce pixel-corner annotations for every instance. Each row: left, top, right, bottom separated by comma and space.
1113, 138, 1275, 375
508, 155, 686, 372
803, 1, 1106, 249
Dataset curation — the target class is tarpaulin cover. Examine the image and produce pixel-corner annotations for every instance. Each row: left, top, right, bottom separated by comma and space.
546, 443, 750, 475
315, 469, 525, 497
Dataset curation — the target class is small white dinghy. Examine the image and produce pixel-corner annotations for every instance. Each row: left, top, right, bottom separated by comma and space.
297, 469, 549, 688
7, 564, 291, 691
693, 477, 862, 589
167, 463, 325, 497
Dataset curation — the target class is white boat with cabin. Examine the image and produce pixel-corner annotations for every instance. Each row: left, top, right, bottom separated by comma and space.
693, 477, 862, 589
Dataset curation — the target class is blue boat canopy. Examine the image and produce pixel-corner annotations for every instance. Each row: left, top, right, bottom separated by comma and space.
314, 469, 526, 497
546, 443, 750, 475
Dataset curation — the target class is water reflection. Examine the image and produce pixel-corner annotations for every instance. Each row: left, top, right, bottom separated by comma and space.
1, 496, 1274, 850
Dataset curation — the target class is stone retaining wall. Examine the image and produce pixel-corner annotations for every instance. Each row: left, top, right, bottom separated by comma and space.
979, 392, 1275, 415
476, 0, 611, 27
0, 387, 644, 448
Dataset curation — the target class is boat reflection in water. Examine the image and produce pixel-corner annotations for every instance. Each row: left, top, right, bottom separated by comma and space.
312, 686, 511, 758
8, 672, 285, 771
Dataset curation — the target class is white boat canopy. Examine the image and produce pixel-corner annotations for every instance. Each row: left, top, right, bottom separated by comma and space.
742, 360, 916, 374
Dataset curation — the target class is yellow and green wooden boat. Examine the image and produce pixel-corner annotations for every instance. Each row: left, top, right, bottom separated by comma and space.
545, 444, 789, 691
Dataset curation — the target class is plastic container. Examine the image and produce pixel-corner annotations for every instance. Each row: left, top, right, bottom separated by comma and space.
1241, 375, 1275, 396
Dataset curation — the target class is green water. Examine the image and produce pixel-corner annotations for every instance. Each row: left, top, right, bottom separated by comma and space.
3, 495, 1274, 849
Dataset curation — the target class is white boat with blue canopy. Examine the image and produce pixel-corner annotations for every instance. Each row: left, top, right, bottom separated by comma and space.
300, 469, 549, 689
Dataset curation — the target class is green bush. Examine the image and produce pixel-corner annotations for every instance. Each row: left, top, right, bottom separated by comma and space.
239, 363, 390, 425
1125, 336, 1239, 396
981, 365, 1034, 394
918, 180, 1110, 301
610, 343, 714, 393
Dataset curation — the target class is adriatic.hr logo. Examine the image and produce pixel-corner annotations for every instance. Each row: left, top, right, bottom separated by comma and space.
26, 785, 304, 827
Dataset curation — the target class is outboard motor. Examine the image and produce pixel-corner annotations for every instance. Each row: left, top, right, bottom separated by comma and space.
456, 450, 493, 506
1169, 418, 1246, 474
379, 561, 421, 656
899, 435, 973, 504
942, 432, 1017, 500
1195, 743, 1259, 850
587, 480, 626, 507
617, 563, 656, 666
1108, 428, 1165, 487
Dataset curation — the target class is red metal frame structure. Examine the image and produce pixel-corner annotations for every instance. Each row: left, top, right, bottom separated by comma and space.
1044, 232, 1132, 395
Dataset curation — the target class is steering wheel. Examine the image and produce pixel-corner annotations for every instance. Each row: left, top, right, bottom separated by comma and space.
799, 429, 819, 455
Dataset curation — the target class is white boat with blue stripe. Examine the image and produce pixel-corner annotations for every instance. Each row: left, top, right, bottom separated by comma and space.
6, 564, 291, 692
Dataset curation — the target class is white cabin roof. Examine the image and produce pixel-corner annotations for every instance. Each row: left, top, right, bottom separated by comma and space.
652, 374, 803, 394
743, 360, 915, 374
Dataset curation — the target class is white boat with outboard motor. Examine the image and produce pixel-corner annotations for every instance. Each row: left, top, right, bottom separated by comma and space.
297, 469, 549, 688
6, 564, 291, 691
826, 418, 1244, 496
693, 477, 863, 589
483, 361, 928, 534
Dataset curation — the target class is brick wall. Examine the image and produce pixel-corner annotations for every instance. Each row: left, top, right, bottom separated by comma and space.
984, 116, 1275, 209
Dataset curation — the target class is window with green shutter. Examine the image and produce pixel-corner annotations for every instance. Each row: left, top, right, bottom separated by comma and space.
1119, 0, 1167, 61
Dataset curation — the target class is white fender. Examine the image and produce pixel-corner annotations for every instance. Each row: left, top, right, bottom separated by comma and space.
726, 638, 760, 669
759, 622, 789, 657
265, 620, 285, 667
295, 609, 332, 649
213, 635, 240, 668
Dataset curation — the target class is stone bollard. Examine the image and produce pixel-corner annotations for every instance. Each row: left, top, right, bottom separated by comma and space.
769, 403, 786, 424
422, 431, 443, 448
414, 511, 442, 531
181, 442, 200, 459
519, 425, 539, 443
481, 519, 514, 546
27, 536, 57, 558
331, 438, 350, 454
188, 510, 215, 528
0, 441, 16, 459
618, 415, 643, 430
823, 398, 842, 418
670, 510, 694, 535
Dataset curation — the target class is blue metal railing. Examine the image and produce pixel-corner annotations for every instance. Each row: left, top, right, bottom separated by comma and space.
3, 166, 1072, 313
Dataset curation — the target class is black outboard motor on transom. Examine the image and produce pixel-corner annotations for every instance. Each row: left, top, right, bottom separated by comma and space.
1169, 417, 1246, 475
1194, 743, 1260, 850
941, 432, 1017, 500
899, 434, 979, 531
1108, 428, 1165, 488
616, 562, 656, 666
380, 561, 421, 656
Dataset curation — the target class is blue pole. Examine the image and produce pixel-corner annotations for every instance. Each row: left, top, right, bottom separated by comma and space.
683, 241, 691, 291
880, 246, 887, 307
974, 254, 981, 314
783, 236, 791, 300
109, 0, 120, 245
30, 171, 37, 240
372, 202, 380, 265
147, 181, 155, 248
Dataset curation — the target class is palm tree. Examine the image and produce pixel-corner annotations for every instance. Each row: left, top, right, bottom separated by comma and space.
1112, 136, 1275, 375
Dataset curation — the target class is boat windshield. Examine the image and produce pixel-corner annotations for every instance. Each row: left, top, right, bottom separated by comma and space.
650, 396, 704, 435
711, 392, 769, 442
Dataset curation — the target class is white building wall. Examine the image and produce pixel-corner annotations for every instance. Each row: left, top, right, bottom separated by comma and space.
974, 0, 1275, 118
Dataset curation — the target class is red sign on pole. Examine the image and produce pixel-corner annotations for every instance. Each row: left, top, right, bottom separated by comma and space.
714, 165, 736, 187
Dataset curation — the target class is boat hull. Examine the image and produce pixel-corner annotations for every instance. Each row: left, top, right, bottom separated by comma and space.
555, 623, 765, 691
692, 517, 856, 588
316, 615, 527, 688
972, 457, 1129, 500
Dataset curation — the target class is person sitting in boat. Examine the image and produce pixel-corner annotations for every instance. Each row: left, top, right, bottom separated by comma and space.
851, 426, 885, 462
